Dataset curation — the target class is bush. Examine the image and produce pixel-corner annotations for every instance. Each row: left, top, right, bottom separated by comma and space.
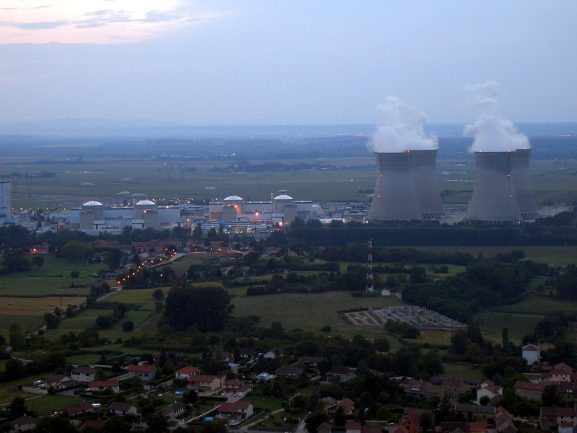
122, 321, 134, 332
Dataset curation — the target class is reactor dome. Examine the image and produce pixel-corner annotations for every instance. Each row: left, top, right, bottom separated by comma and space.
274, 194, 293, 200
83, 200, 103, 207
136, 199, 156, 206
224, 195, 244, 201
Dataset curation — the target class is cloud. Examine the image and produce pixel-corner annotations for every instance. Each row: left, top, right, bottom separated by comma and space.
368, 96, 438, 153
464, 81, 530, 152
0, 0, 218, 44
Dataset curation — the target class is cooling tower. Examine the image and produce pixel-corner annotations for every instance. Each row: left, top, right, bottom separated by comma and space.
467, 152, 521, 222
512, 149, 538, 220
411, 149, 442, 220
367, 152, 422, 221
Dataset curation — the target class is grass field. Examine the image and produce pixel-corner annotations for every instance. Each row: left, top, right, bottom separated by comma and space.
233, 291, 403, 338
5, 156, 577, 210
25, 395, 83, 416
475, 294, 577, 344
414, 245, 577, 267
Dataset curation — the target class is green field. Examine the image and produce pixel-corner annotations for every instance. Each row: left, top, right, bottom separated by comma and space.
25, 395, 83, 416
4, 157, 577, 210
233, 291, 403, 337
414, 245, 577, 266
475, 294, 577, 343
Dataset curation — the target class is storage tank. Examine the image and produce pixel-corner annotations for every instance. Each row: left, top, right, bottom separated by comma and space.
512, 149, 538, 220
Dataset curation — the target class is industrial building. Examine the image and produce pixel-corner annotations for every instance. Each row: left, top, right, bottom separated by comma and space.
367, 150, 442, 222
69, 199, 181, 235
205, 194, 315, 233
0, 179, 11, 224
467, 152, 522, 222
512, 149, 538, 220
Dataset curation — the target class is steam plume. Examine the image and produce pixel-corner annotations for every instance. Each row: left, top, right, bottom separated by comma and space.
369, 96, 438, 153
464, 81, 530, 152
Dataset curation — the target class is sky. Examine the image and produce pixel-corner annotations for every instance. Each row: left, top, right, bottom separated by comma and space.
0, 0, 576, 125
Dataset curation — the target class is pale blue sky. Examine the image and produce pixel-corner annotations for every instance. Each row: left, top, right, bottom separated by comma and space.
1, 0, 576, 125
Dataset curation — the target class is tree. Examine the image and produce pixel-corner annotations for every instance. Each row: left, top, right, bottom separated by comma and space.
44, 313, 60, 330
9, 397, 26, 417
165, 285, 233, 332
122, 321, 134, 332
152, 288, 165, 301
183, 389, 199, 404
9, 323, 25, 350
146, 412, 168, 433
31, 255, 44, 269
60, 240, 91, 262
34, 416, 77, 433
104, 248, 123, 270
305, 411, 330, 433
70, 271, 80, 278
3, 359, 25, 380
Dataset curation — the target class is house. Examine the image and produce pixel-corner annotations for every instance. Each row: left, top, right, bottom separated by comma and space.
557, 382, 577, 401
70, 366, 96, 383
256, 372, 272, 382
187, 375, 221, 392
127, 364, 156, 382
109, 402, 138, 417
239, 348, 257, 360
297, 356, 327, 367
440, 421, 487, 433
63, 402, 94, 417
326, 366, 355, 383
542, 363, 574, 383
513, 381, 545, 400
454, 403, 496, 421
345, 421, 361, 433
44, 374, 74, 390
327, 397, 355, 416
540, 407, 577, 430
441, 377, 468, 399
161, 402, 186, 419
495, 407, 517, 433
275, 365, 303, 378
224, 379, 252, 397
559, 422, 575, 433
218, 352, 235, 364
401, 407, 425, 433
318, 421, 333, 433
218, 401, 254, 421
88, 380, 120, 393
521, 344, 540, 366
476, 381, 502, 404
175, 366, 201, 380
11, 416, 39, 432
402, 379, 439, 399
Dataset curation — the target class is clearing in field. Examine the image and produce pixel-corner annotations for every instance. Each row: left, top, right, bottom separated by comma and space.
344, 306, 466, 330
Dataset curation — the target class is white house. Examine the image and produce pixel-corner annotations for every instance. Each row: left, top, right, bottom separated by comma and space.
522, 344, 540, 366
70, 366, 96, 383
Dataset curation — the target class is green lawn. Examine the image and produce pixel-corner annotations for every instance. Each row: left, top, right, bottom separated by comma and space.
25, 395, 83, 416
233, 291, 403, 337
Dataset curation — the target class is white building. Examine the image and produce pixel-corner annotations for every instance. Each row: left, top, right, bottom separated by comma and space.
522, 344, 541, 366
69, 199, 181, 234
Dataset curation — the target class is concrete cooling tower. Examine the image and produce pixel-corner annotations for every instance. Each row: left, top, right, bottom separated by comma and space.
367, 152, 422, 221
512, 149, 538, 220
411, 149, 443, 220
467, 152, 521, 222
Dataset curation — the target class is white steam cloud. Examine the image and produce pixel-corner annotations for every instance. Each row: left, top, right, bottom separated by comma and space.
369, 96, 438, 153
464, 81, 530, 152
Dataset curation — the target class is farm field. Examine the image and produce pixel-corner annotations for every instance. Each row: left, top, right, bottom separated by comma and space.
233, 291, 403, 338
25, 395, 83, 416
413, 245, 577, 267
475, 294, 577, 344
4, 156, 577, 210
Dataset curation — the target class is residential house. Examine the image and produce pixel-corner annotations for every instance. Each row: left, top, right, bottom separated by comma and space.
440, 377, 468, 400
495, 407, 517, 433
454, 403, 496, 421
161, 402, 186, 419
11, 416, 39, 432
326, 398, 355, 416
275, 365, 303, 378
63, 402, 94, 417
476, 381, 503, 404
175, 366, 201, 380
440, 421, 487, 433
127, 364, 156, 382
542, 363, 574, 383
540, 407, 577, 430
109, 402, 138, 417
44, 374, 74, 391
401, 407, 424, 433
223, 379, 252, 397
87, 380, 120, 394
70, 367, 96, 383
521, 344, 540, 366
402, 379, 439, 400
218, 401, 254, 421
326, 366, 355, 383
513, 381, 545, 401
187, 375, 221, 392
297, 356, 327, 368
